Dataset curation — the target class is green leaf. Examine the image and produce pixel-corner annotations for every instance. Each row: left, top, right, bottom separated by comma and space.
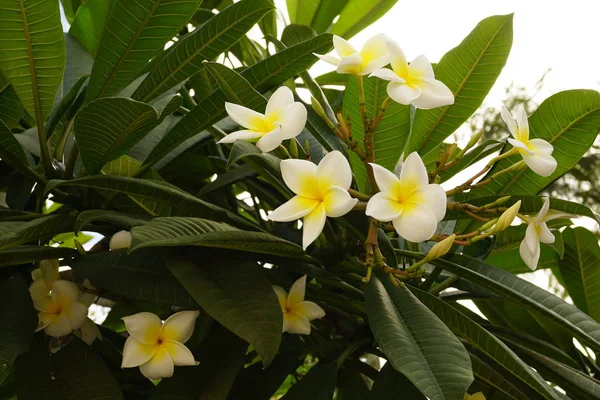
70, 249, 197, 306
0, 246, 77, 267
63, 33, 93, 97
370, 363, 426, 400
343, 76, 410, 192
329, 0, 398, 39
75, 210, 149, 233
0, 0, 65, 123
46, 176, 255, 229
439, 140, 504, 182
166, 255, 283, 366
365, 273, 473, 400
0, 70, 24, 128
0, 215, 75, 250
74, 96, 181, 173
286, 0, 348, 33
558, 227, 600, 322
130, 217, 305, 258
0, 120, 34, 177
280, 363, 337, 400
85, 0, 202, 100
16, 335, 63, 399
427, 252, 600, 352
471, 90, 600, 197
468, 353, 529, 400
410, 287, 561, 400
132, 0, 274, 102
408, 14, 513, 156
0, 274, 37, 385
144, 33, 333, 167
68, 0, 116, 56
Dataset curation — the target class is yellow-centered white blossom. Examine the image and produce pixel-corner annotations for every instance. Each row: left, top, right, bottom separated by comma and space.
520, 197, 573, 270
110, 230, 132, 250
219, 86, 307, 153
121, 311, 199, 380
29, 259, 59, 308
370, 39, 454, 109
273, 275, 325, 335
464, 392, 486, 400
268, 150, 358, 250
74, 279, 102, 345
34, 280, 89, 337
501, 106, 557, 177
366, 152, 447, 242
493, 200, 521, 233
314, 34, 390, 76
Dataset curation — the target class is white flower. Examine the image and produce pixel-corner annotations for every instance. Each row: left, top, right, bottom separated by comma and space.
501, 106, 557, 177
110, 230, 132, 250
268, 151, 358, 250
75, 318, 103, 345
34, 280, 89, 337
273, 275, 325, 335
315, 34, 390, 76
122, 311, 199, 380
519, 197, 572, 270
366, 152, 447, 242
370, 39, 453, 109
29, 259, 59, 307
219, 86, 307, 153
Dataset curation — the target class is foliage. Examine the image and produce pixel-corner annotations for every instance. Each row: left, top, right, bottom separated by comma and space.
0, 0, 599, 399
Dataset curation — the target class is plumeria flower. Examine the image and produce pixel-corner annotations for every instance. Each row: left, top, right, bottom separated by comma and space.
74, 279, 102, 345
464, 392, 486, 400
501, 106, 557, 177
370, 39, 454, 109
110, 230, 132, 250
315, 34, 389, 76
219, 86, 307, 153
273, 275, 325, 335
520, 197, 573, 270
29, 259, 59, 307
121, 311, 199, 380
268, 150, 358, 250
34, 280, 89, 337
366, 152, 447, 242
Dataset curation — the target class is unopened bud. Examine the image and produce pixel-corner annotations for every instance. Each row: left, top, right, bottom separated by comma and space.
494, 200, 521, 232
109, 230, 132, 250
425, 234, 455, 261
303, 140, 310, 157
311, 96, 328, 122
466, 130, 484, 149
482, 195, 512, 209
289, 138, 299, 159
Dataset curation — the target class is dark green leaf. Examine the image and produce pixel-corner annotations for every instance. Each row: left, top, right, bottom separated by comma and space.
0, 120, 34, 179
408, 14, 513, 156
166, 255, 282, 366
0, 215, 75, 250
16, 335, 63, 400
75, 210, 149, 233
370, 363, 426, 400
0, 70, 24, 128
69, 0, 116, 56
280, 362, 337, 400
365, 273, 473, 400
468, 352, 529, 400
133, 0, 274, 102
85, 0, 202, 100
0, 246, 77, 267
286, 0, 348, 33
329, 0, 398, 39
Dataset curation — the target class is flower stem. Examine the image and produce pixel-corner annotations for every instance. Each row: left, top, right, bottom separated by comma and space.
349, 189, 370, 201
63, 142, 79, 179
370, 96, 392, 133
429, 274, 459, 295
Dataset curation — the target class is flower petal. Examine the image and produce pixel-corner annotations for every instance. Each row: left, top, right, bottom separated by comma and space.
369, 163, 399, 195
122, 312, 162, 345
365, 192, 402, 222
122, 337, 158, 368
414, 184, 447, 221
336, 53, 364, 75
285, 312, 311, 335
369, 68, 404, 83
360, 34, 388, 62
139, 346, 175, 380
333, 35, 358, 57
501, 107, 517, 138
79, 318, 102, 345
266, 86, 294, 117
322, 187, 357, 217
272, 286, 288, 312
289, 301, 325, 321
400, 152, 429, 189
387, 82, 421, 105
302, 203, 326, 250
282, 313, 291, 333
279, 102, 307, 140
29, 279, 50, 309
52, 280, 82, 306
525, 223, 540, 255
392, 203, 438, 242
528, 138, 554, 155
536, 197, 551, 223
225, 103, 264, 131
217, 129, 264, 144
160, 310, 200, 343
522, 152, 557, 177
40, 259, 59, 285
255, 128, 286, 153
361, 56, 391, 75
287, 275, 306, 307
163, 341, 197, 366
65, 301, 89, 331
269, 196, 319, 222
36, 312, 55, 332
538, 222, 555, 244
109, 230, 132, 250
516, 107, 529, 141
45, 313, 72, 337
315, 53, 340, 66
280, 159, 319, 198
507, 138, 534, 155
386, 39, 408, 77
408, 55, 434, 79
317, 150, 353, 191
410, 79, 454, 109
519, 238, 540, 270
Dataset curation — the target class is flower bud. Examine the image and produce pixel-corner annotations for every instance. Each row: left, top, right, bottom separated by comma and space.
494, 200, 521, 232
109, 230, 132, 250
425, 234, 455, 261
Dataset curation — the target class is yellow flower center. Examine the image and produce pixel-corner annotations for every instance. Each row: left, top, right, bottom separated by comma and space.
251, 111, 281, 134
390, 178, 423, 213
